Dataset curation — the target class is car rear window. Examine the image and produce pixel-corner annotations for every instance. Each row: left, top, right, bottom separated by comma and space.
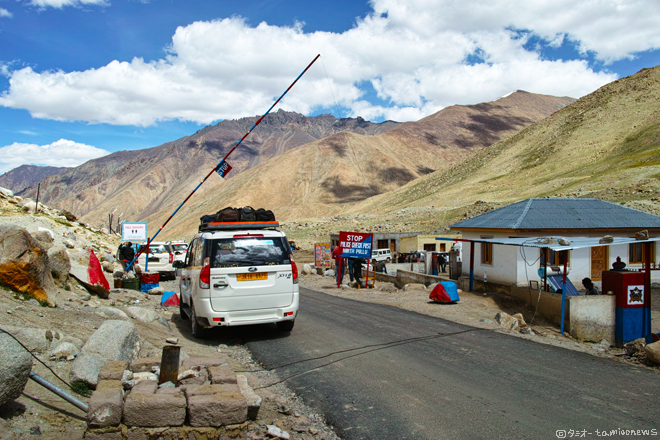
210, 237, 289, 267
149, 244, 170, 253
170, 244, 188, 251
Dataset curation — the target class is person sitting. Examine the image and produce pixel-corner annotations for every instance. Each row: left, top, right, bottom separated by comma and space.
582, 278, 599, 295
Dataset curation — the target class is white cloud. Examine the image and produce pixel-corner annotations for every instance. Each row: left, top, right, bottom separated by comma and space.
0, 0, 657, 124
27, 0, 107, 8
0, 139, 110, 174
0, 8, 12, 17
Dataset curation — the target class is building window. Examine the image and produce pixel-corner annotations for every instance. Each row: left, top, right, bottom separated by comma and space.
377, 239, 388, 249
541, 249, 570, 267
629, 243, 655, 264
481, 243, 493, 265
439, 243, 446, 251
423, 243, 436, 251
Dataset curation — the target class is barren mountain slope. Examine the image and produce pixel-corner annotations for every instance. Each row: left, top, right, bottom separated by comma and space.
138, 91, 575, 240
354, 65, 660, 226
0, 164, 68, 194
21, 110, 398, 222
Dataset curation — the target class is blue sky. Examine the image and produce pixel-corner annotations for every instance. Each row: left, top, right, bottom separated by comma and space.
1, 0, 659, 175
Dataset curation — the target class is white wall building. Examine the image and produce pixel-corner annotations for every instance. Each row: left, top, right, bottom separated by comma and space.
451, 198, 660, 289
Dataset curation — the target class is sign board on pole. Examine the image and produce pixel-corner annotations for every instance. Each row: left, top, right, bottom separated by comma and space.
338, 232, 373, 259
121, 222, 148, 242
314, 243, 332, 268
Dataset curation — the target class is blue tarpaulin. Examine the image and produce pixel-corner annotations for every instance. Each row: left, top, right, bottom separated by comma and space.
140, 282, 159, 293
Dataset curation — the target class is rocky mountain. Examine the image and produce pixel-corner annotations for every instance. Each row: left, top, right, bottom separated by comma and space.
0, 165, 68, 194
134, 91, 574, 240
22, 91, 573, 240
350, 65, 660, 228
21, 110, 399, 222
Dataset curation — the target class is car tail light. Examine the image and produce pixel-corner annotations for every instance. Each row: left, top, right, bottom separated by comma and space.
169, 252, 174, 264
199, 264, 210, 289
233, 234, 264, 238
291, 259, 298, 284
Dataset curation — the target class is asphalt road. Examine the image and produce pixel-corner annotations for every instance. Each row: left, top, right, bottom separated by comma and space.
244, 287, 660, 440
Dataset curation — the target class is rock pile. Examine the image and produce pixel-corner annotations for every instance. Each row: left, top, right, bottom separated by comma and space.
85, 355, 261, 439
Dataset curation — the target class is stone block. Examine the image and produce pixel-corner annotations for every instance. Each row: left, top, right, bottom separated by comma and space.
98, 360, 130, 381
129, 356, 161, 373
186, 390, 247, 427
123, 392, 187, 427
156, 387, 184, 395
182, 356, 227, 369
130, 380, 158, 395
179, 367, 208, 386
84, 430, 123, 440
96, 380, 124, 391
87, 387, 124, 428
208, 365, 237, 384
237, 374, 262, 421
183, 383, 239, 398
126, 427, 148, 440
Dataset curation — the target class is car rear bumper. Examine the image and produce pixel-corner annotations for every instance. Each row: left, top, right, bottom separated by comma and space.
195, 296, 299, 327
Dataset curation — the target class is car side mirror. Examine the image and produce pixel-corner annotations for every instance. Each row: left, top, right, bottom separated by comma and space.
172, 260, 184, 268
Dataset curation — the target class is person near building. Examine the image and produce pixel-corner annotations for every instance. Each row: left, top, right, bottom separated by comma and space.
439, 253, 447, 273
582, 278, 599, 295
332, 245, 344, 287
347, 258, 355, 282
353, 258, 364, 287
119, 242, 135, 271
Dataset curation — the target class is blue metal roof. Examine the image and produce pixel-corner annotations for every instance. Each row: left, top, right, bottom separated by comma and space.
451, 198, 660, 230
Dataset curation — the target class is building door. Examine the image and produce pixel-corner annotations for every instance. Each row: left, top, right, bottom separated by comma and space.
390, 240, 396, 253
591, 246, 608, 281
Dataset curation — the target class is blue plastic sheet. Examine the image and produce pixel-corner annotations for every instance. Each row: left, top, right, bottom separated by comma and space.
440, 281, 460, 302
140, 282, 159, 293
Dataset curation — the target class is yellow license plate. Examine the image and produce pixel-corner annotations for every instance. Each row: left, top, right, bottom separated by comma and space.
237, 273, 267, 282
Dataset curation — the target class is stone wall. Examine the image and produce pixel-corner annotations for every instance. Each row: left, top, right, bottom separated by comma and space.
459, 276, 616, 343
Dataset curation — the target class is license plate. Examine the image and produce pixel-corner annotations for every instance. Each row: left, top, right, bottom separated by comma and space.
237, 273, 267, 282
148, 257, 159, 262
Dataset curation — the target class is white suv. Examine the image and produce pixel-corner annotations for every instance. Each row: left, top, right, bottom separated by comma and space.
173, 223, 299, 338
372, 249, 392, 262
167, 240, 188, 264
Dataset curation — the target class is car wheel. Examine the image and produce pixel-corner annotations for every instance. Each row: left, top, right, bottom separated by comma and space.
277, 320, 295, 332
190, 301, 205, 339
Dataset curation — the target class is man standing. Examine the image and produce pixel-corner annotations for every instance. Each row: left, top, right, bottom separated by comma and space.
439, 253, 447, 273
332, 245, 344, 287
119, 242, 135, 271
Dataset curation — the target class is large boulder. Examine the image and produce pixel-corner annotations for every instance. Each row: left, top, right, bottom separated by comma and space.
95, 307, 130, 321
127, 307, 159, 323
0, 325, 54, 353
0, 186, 14, 197
81, 320, 141, 361
0, 332, 33, 406
47, 245, 71, 283
69, 249, 111, 299
69, 352, 109, 389
495, 312, 520, 331
0, 225, 55, 305
644, 341, 660, 365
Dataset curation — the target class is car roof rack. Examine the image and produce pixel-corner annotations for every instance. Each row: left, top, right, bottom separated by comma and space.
199, 221, 280, 232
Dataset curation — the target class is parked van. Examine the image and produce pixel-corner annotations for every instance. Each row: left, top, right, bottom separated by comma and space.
173, 221, 299, 338
372, 248, 392, 262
